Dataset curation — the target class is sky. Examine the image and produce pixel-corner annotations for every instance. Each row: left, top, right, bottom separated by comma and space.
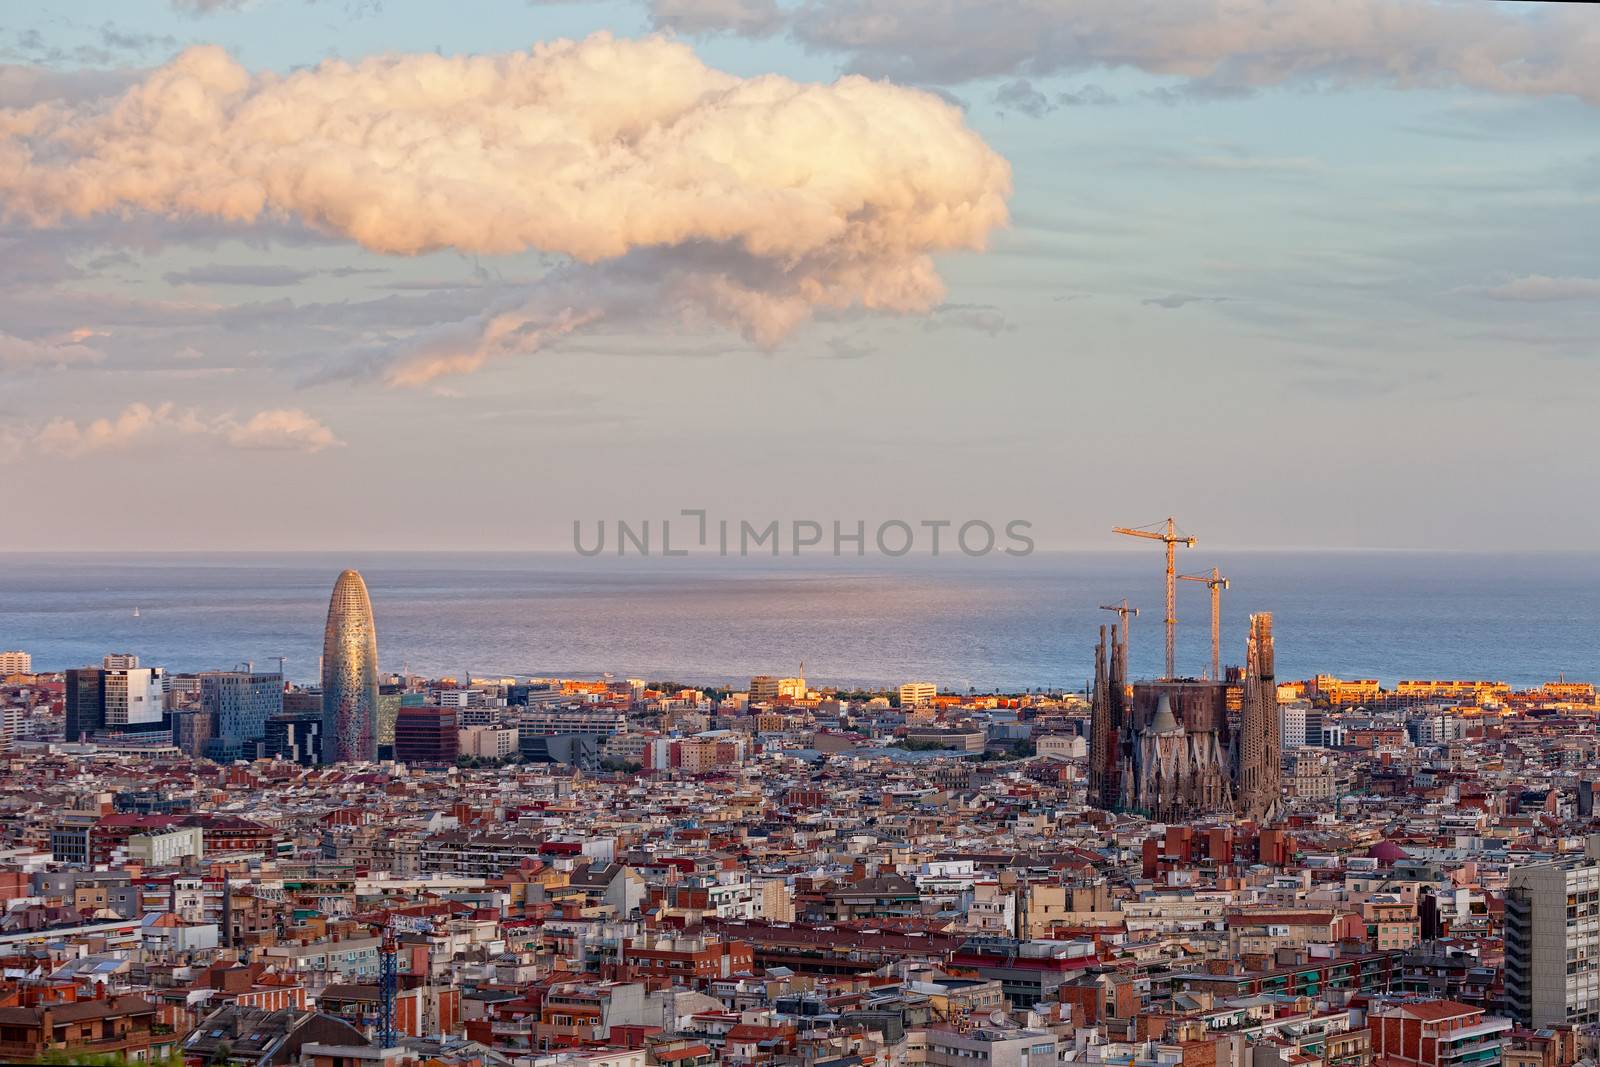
2, 0, 1599, 552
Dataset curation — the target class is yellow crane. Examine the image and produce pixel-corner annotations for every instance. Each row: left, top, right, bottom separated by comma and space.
1112, 518, 1195, 680
1178, 567, 1229, 681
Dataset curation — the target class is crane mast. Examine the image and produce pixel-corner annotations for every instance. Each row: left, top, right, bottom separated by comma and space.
1179, 567, 1229, 681
1112, 518, 1195, 680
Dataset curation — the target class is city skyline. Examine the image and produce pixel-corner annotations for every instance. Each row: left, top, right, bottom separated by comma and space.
1, 0, 1598, 551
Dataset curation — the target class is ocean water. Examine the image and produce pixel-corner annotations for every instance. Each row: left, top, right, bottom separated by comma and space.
0, 551, 1595, 692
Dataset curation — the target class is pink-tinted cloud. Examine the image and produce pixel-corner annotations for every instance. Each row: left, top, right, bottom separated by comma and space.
15, 401, 342, 458
0, 35, 1011, 374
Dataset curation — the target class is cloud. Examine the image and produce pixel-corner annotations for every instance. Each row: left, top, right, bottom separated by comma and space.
0, 329, 105, 371
993, 79, 1052, 118
170, 0, 250, 13
1143, 294, 1232, 310
0, 35, 1010, 378
1057, 85, 1115, 107
17, 401, 342, 457
697, 0, 1600, 103
164, 263, 318, 286
649, 0, 786, 36
924, 303, 1014, 335
223, 408, 344, 451
0, 65, 142, 106
32, 402, 202, 455
820, 336, 872, 360
1187, 153, 1325, 174
1479, 275, 1600, 302
325, 304, 604, 388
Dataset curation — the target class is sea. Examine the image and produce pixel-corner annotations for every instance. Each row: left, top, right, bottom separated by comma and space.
0, 551, 1595, 692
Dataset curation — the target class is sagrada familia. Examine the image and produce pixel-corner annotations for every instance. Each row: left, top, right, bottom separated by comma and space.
1087, 613, 1281, 822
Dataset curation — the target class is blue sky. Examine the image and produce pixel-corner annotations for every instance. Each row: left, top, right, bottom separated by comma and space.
2, 0, 1598, 551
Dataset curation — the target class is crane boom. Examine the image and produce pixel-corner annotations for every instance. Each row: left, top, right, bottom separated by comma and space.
1113, 518, 1195, 680
1098, 600, 1139, 656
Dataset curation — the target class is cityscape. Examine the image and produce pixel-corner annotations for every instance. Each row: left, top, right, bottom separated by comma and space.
6, 2, 1600, 1067
4, 521, 1600, 1067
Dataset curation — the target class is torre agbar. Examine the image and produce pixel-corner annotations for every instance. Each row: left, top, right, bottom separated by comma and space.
321, 569, 379, 763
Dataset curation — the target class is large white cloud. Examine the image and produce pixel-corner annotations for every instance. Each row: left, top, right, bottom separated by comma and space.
660, 0, 1600, 101
0, 34, 1011, 379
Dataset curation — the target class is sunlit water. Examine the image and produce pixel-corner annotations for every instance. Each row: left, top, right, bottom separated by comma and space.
0, 551, 1595, 691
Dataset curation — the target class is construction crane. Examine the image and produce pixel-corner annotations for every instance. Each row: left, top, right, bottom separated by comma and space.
1098, 600, 1139, 650
376, 913, 436, 1047
1112, 518, 1195, 680
1178, 567, 1229, 681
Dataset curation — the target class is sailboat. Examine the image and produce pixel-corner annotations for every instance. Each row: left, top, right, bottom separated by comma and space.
132, 606, 141, 618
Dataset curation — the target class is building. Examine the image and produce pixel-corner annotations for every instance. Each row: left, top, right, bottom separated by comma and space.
322, 569, 380, 763
518, 707, 626, 737
1289, 751, 1339, 800
128, 826, 203, 865
1505, 845, 1600, 1026
1369, 1000, 1510, 1067
0, 650, 31, 674
65, 668, 106, 741
1087, 609, 1280, 822
265, 710, 323, 765
170, 708, 215, 757
181, 1004, 370, 1066
459, 725, 519, 760
899, 682, 937, 707
104, 665, 167, 729
1281, 700, 1308, 748
0, 994, 168, 1064
394, 705, 459, 766
201, 670, 283, 760
66, 664, 168, 739
1237, 612, 1281, 820
377, 683, 402, 749
621, 933, 753, 985
749, 676, 779, 704
925, 1025, 1059, 1067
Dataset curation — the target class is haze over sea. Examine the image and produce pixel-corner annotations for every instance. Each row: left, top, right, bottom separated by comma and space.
0, 552, 1595, 692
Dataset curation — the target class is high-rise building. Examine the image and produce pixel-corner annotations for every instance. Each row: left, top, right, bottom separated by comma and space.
102, 652, 140, 669
265, 710, 323, 766
321, 569, 379, 763
0, 651, 32, 674
394, 705, 459, 766
65, 668, 106, 741
103, 666, 167, 728
898, 682, 936, 708
1279, 702, 1308, 748
1506, 841, 1600, 1026
66, 664, 168, 740
1236, 613, 1281, 821
170, 709, 215, 757
377, 684, 402, 749
200, 671, 283, 760
749, 676, 779, 704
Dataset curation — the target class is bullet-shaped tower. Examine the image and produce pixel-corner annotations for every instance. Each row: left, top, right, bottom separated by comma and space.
321, 569, 379, 763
